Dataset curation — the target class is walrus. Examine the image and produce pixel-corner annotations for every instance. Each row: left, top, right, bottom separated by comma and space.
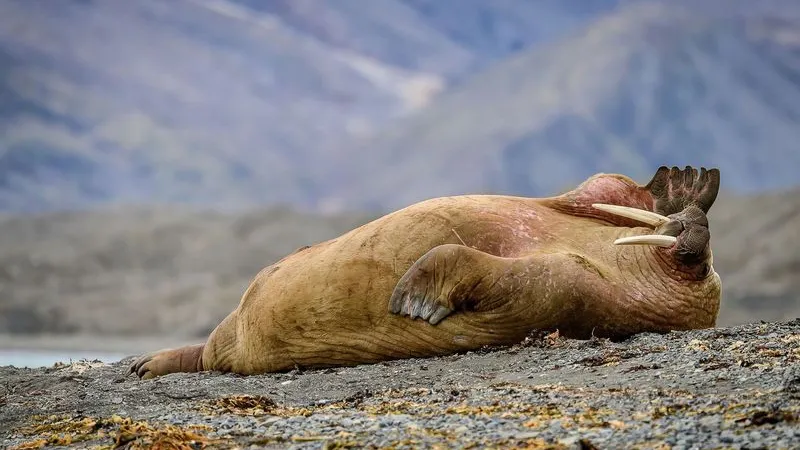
130, 165, 721, 379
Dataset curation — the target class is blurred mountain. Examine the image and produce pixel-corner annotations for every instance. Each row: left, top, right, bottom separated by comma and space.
0, 0, 612, 213
319, 1, 800, 211
0, 188, 796, 338
2, 0, 800, 215
0, 205, 377, 337
711, 188, 800, 326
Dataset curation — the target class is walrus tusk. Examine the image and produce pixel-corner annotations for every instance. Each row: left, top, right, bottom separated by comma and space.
592, 203, 670, 228
614, 235, 677, 247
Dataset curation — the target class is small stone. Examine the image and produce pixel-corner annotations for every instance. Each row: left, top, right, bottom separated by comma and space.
699, 416, 720, 428
513, 431, 540, 439
556, 436, 582, 449
720, 430, 735, 443
111, 397, 123, 404
748, 430, 764, 441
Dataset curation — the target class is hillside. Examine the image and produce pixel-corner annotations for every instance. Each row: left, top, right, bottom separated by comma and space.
0, 206, 376, 338
319, 1, 800, 212
0, 188, 797, 341
0, 0, 611, 213
710, 188, 800, 325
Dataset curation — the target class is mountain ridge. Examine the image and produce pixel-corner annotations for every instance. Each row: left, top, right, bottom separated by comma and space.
4, 1, 800, 214
0, 0, 616, 213
317, 1, 800, 212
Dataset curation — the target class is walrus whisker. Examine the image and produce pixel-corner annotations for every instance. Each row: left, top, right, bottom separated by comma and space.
592, 203, 670, 228
452, 228, 467, 246
614, 235, 677, 247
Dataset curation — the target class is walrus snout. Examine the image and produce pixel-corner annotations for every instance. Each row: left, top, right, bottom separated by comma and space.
660, 205, 712, 266
590, 203, 711, 258
593, 202, 714, 278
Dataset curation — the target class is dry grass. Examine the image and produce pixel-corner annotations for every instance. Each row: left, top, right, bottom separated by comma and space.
10, 414, 222, 450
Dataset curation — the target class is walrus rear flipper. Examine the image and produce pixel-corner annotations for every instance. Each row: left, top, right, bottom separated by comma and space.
129, 310, 239, 379
388, 244, 583, 330
128, 343, 205, 380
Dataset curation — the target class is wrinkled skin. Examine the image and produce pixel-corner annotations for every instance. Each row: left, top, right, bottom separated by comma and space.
130, 166, 721, 379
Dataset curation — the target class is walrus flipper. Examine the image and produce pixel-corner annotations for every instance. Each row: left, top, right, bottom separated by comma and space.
645, 166, 720, 215
389, 244, 573, 327
389, 244, 505, 324
128, 343, 205, 380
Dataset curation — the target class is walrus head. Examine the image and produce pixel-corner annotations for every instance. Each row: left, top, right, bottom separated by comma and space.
539, 165, 723, 335
592, 166, 719, 281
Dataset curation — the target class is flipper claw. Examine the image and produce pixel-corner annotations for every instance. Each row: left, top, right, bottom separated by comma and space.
389, 294, 402, 314
421, 300, 438, 319
428, 305, 452, 325
128, 351, 157, 379
409, 297, 425, 318
390, 289, 454, 325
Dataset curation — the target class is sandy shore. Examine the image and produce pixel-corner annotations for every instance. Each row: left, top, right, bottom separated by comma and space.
1, 320, 798, 449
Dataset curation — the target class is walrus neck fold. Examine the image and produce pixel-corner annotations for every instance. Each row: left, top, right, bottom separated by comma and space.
614, 244, 721, 332
541, 174, 655, 228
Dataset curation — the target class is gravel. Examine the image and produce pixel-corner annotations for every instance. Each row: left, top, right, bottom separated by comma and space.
1, 319, 798, 449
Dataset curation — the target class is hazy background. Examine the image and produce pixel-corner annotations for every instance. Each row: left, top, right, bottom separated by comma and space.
1, 0, 799, 359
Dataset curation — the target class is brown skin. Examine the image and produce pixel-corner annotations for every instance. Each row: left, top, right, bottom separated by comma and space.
130, 166, 721, 379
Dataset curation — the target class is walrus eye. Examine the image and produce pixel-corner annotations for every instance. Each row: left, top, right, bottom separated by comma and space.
592, 203, 670, 228
613, 235, 677, 247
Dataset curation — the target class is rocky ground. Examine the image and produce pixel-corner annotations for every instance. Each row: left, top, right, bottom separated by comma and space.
1, 320, 798, 450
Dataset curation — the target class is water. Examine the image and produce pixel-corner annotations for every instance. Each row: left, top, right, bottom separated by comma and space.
0, 349, 127, 368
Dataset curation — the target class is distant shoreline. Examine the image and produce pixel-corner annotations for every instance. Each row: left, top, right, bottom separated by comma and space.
0, 333, 197, 355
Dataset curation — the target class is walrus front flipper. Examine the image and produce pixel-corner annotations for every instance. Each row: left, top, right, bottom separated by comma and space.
389, 244, 542, 326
